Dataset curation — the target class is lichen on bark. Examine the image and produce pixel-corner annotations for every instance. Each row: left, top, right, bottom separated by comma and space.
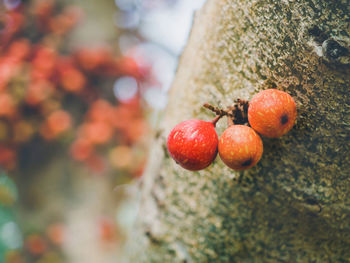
125, 0, 350, 262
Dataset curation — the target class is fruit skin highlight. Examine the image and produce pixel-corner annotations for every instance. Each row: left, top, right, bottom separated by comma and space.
248, 89, 297, 138
167, 119, 218, 171
219, 125, 263, 170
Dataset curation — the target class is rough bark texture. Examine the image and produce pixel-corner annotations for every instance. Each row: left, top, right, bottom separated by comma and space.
126, 0, 350, 262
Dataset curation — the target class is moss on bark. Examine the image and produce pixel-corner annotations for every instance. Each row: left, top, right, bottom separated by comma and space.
126, 0, 350, 262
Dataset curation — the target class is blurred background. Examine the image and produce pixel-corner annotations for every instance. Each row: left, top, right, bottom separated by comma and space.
0, 0, 205, 262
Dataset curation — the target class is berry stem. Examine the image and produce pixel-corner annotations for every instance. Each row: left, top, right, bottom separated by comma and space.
203, 100, 249, 126
211, 115, 222, 126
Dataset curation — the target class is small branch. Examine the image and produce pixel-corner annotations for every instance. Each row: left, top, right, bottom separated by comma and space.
203, 103, 234, 117
203, 100, 250, 126
227, 117, 234, 126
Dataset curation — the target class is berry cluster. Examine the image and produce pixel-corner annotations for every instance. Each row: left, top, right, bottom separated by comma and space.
0, 1, 149, 175
167, 89, 297, 171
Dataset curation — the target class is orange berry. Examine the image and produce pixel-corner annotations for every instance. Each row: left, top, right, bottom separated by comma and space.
248, 89, 297, 138
219, 125, 263, 170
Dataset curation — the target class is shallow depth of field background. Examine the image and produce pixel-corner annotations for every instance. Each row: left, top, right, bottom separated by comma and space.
0, 0, 204, 262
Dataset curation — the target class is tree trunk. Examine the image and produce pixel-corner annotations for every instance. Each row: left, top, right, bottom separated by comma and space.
126, 0, 350, 262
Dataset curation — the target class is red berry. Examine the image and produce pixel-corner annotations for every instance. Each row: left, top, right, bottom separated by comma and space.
218, 125, 263, 170
248, 89, 297, 138
167, 119, 218, 171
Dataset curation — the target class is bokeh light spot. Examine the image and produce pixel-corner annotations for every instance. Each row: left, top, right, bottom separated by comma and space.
113, 76, 138, 102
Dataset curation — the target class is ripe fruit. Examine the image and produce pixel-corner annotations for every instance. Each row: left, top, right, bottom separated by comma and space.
219, 125, 263, 170
167, 119, 218, 171
248, 89, 297, 138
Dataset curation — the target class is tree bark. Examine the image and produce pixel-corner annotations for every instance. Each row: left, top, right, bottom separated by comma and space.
126, 0, 350, 262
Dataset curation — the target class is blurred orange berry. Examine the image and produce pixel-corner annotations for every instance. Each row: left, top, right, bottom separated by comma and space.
121, 98, 143, 118
31, 46, 56, 80
0, 145, 16, 170
33, 0, 54, 24
70, 138, 93, 161
41, 110, 72, 140
124, 119, 147, 143
0, 58, 21, 91
111, 104, 139, 130
60, 67, 86, 93
49, 6, 82, 36
99, 218, 117, 243
88, 100, 114, 123
108, 145, 132, 169
25, 79, 54, 106
57, 57, 86, 92
7, 39, 31, 62
74, 47, 113, 72
46, 223, 65, 246
0, 93, 16, 118
115, 57, 142, 78
25, 234, 47, 256
47, 110, 72, 131
79, 121, 113, 145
